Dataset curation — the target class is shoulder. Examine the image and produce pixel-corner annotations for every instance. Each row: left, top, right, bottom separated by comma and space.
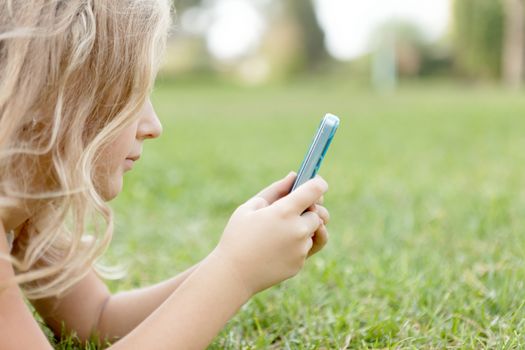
0, 221, 54, 349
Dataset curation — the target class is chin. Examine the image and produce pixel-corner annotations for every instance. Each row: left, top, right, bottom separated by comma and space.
100, 175, 123, 201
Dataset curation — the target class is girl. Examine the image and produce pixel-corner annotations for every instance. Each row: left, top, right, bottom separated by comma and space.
0, 1, 330, 349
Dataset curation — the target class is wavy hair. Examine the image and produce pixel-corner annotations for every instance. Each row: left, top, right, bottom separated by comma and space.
0, 0, 172, 299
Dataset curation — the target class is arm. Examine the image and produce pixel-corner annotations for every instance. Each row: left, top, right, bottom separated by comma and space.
110, 174, 329, 349
97, 262, 200, 339
0, 223, 251, 350
31, 262, 200, 341
108, 251, 251, 350
3, 173, 329, 349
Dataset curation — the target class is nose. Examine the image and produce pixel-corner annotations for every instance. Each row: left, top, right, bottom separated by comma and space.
137, 99, 162, 140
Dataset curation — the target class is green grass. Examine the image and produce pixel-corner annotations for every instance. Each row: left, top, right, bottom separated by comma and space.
54, 79, 525, 349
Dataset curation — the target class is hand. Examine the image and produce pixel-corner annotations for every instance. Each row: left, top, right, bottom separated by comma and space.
306, 198, 330, 258
212, 172, 329, 296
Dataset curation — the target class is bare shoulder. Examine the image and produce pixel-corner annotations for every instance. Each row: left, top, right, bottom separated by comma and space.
0, 221, 53, 350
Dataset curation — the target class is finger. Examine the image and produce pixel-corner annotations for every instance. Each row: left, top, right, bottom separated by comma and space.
298, 211, 322, 238
316, 195, 324, 205
305, 204, 329, 224
255, 172, 296, 205
315, 205, 330, 225
307, 225, 329, 258
304, 237, 314, 256
307, 203, 316, 212
275, 176, 328, 214
238, 196, 269, 213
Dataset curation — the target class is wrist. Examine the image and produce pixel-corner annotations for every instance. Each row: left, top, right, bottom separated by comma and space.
207, 248, 254, 301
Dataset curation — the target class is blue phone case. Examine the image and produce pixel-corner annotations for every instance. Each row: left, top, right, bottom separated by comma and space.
291, 114, 340, 192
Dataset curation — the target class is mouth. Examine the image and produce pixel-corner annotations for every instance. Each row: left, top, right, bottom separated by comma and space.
124, 155, 140, 171
124, 159, 134, 171
126, 155, 141, 162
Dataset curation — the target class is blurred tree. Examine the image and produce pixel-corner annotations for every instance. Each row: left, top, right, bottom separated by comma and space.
160, 0, 213, 79
167, 0, 330, 80
256, 0, 328, 79
258, 14, 304, 80
282, 0, 328, 70
502, 0, 525, 88
453, 0, 504, 79
173, 0, 203, 12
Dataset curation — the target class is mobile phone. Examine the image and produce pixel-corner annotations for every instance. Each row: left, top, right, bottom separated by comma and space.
291, 113, 340, 192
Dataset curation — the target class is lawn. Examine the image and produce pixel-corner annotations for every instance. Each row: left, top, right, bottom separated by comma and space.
54, 78, 525, 349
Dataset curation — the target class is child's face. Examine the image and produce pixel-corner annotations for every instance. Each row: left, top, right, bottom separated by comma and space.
96, 98, 162, 200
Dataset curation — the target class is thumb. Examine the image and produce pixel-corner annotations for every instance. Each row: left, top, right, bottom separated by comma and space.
255, 171, 297, 205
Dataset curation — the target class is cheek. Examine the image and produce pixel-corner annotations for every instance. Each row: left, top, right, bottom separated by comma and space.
104, 125, 137, 167
114, 127, 137, 158
98, 140, 128, 173
93, 125, 137, 199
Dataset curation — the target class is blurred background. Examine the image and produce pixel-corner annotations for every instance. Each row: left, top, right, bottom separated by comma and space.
103, 0, 525, 348
158, 0, 524, 89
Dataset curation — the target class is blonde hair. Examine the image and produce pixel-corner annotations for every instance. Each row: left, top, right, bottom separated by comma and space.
0, 0, 172, 299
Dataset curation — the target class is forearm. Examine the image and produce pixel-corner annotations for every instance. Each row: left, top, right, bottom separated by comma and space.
108, 251, 252, 350
97, 263, 200, 340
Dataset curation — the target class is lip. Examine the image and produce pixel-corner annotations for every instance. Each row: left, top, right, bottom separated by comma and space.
124, 159, 135, 171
